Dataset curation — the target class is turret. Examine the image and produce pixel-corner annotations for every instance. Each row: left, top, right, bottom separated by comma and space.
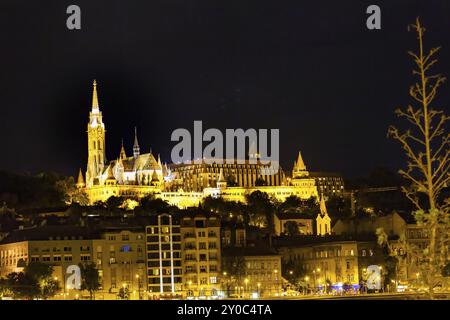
217, 169, 227, 189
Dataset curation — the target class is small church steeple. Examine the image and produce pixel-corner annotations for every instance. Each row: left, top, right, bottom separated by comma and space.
76, 168, 85, 188
119, 139, 127, 160
133, 127, 140, 158
316, 194, 331, 236
217, 169, 227, 189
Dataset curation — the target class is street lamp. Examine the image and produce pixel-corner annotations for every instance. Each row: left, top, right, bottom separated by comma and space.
274, 270, 279, 296
188, 281, 192, 298
136, 274, 142, 300
304, 276, 310, 295
244, 278, 249, 298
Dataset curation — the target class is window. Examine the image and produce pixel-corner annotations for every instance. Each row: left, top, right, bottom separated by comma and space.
64, 256, 72, 262
120, 245, 132, 252
210, 276, 217, 284
362, 250, 366, 257
208, 242, 216, 249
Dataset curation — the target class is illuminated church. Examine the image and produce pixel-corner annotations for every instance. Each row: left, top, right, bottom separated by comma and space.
78, 81, 319, 208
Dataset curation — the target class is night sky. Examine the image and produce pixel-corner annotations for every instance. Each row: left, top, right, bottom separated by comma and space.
0, 0, 449, 178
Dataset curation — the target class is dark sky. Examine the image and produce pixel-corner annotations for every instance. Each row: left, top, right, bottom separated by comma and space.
0, 0, 449, 178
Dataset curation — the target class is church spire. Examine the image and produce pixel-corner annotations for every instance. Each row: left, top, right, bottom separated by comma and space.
76, 168, 85, 188
295, 151, 306, 171
157, 154, 162, 168
119, 139, 127, 159
92, 79, 99, 112
218, 168, 225, 182
320, 194, 328, 216
133, 127, 140, 158
217, 168, 227, 189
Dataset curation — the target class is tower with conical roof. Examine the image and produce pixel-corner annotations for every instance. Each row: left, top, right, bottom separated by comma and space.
292, 151, 309, 178
86, 80, 106, 187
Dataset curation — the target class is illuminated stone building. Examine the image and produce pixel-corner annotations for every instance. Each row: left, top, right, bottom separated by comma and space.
309, 172, 345, 197
222, 245, 282, 298
145, 212, 221, 299
0, 226, 97, 299
82, 80, 165, 203
273, 194, 331, 236
169, 158, 285, 191
275, 238, 384, 292
80, 81, 319, 206
92, 228, 146, 300
145, 214, 183, 298
0, 226, 147, 300
180, 212, 221, 298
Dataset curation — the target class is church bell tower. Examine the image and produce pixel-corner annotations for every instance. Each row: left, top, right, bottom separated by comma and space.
86, 80, 106, 187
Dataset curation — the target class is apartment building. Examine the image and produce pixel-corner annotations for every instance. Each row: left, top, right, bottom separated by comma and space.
180, 212, 221, 298
146, 214, 183, 298
275, 238, 383, 292
92, 227, 146, 299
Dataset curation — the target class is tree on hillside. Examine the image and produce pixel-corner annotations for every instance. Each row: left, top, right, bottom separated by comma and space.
80, 263, 101, 300
5, 272, 40, 300
105, 196, 125, 210
377, 18, 449, 299
222, 254, 246, 296
138, 195, 173, 214
245, 191, 275, 229
202, 196, 247, 224
278, 195, 303, 213
25, 262, 60, 299
284, 221, 300, 236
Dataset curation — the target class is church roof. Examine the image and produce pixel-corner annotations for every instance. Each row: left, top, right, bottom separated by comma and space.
119, 153, 160, 171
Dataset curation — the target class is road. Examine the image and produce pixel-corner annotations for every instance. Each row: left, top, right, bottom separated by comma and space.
280, 292, 450, 300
